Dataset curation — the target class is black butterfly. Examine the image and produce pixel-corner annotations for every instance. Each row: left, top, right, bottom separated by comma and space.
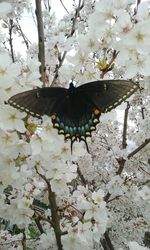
8, 80, 138, 152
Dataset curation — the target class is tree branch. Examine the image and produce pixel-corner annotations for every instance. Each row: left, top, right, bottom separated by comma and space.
101, 231, 115, 250
43, 0, 51, 12
16, 19, 31, 49
35, 0, 45, 85
104, 192, 111, 202
35, 167, 63, 250
77, 166, 87, 186
51, 50, 67, 86
68, 0, 84, 38
22, 230, 26, 250
105, 139, 150, 201
59, 0, 69, 14
100, 50, 119, 78
116, 157, 126, 175
116, 102, 130, 175
34, 217, 45, 234
51, 0, 85, 86
8, 19, 15, 63
122, 102, 130, 149
128, 138, 150, 159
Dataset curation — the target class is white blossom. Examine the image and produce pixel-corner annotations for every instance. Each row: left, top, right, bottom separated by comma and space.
50, 177, 68, 194
106, 176, 124, 195
113, 11, 133, 36
124, 54, 150, 78
0, 1, 149, 249
137, 186, 150, 201
0, 52, 20, 89
62, 230, 91, 250
128, 241, 149, 250
0, 105, 26, 132
38, 230, 57, 250
77, 32, 100, 53
123, 20, 150, 55
92, 189, 106, 206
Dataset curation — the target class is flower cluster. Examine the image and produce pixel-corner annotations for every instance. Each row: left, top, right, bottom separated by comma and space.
0, 0, 149, 250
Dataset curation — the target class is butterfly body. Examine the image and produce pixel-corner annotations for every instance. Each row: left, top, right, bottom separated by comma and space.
8, 80, 138, 152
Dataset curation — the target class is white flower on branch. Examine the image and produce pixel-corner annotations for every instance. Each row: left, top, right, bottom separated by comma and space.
92, 189, 106, 206
128, 241, 149, 250
124, 54, 150, 78
123, 20, 150, 55
113, 11, 133, 36
137, 186, 150, 202
106, 175, 124, 195
0, 105, 26, 132
0, 52, 20, 89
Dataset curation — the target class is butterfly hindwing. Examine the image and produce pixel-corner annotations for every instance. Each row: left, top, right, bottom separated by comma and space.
50, 91, 101, 152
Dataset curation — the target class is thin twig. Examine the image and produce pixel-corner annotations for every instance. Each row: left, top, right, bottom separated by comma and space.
122, 102, 130, 149
116, 138, 150, 174
100, 50, 119, 78
51, 50, 67, 86
128, 138, 150, 159
101, 231, 115, 250
141, 107, 145, 119
22, 230, 26, 250
59, 0, 70, 14
51, 0, 85, 86
116, 101, 130, 175
35, 167, 63, 250
106, 195, 121, 203
67, 0, 84, 38
9, 19, 15, 62
139, 166, 150, 175
34, 217, 45, 234
116, 157, 126, 175
34, 211, 54, 227
104, 192, 111, 202
35, 0, 45, 85
134, 0, 141, 15
44, 0, 51, 12
77, 166, 87, 186
16, 19, 31, 49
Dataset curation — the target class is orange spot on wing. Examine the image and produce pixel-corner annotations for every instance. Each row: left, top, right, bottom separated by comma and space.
51, 114, 56, 120
94, 109, 100, 115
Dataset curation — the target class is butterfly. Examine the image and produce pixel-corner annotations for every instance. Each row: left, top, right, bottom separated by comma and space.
8, 80, 138, 152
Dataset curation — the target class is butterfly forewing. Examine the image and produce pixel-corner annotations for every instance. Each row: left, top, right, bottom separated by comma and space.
8, 87, 67, 117
77, 80, 138, 112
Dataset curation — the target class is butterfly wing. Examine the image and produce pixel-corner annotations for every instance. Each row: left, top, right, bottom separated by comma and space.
8, 80, 138, 152
8, 87, 67, 118
77, 80, 138, 112
50, 89, 100, 152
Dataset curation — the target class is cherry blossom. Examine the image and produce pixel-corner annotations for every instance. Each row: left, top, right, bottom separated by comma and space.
0, 105, 26, 132
0, 53, 20, 89
0, 0, 149, 249
128, 241, 149, 250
